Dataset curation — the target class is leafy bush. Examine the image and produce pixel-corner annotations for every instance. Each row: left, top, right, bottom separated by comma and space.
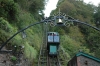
10, 56, 17, 62
24, 43, 37, 60
0, 17, 13, 32
0, 0, 18, 22
61, 35, 91, 57
61, 35, 81, 57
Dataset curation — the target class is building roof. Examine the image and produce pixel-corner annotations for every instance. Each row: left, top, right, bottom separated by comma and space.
76, 52, 100, 63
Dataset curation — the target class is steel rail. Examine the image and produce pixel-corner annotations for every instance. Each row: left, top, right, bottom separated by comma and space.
47, 55, 61, 66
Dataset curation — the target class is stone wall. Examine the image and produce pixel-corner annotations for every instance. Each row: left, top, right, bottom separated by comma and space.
0, 53, 13, 66
77, 56, 100, 66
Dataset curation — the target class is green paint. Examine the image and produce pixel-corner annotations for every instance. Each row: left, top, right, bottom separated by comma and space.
76, 52, 100, 62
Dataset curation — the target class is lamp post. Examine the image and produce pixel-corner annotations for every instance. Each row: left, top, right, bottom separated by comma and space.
0, 11, 100, 51
0, 16, 59, 50
22, 31, 27, 39
0, 19, 49, 50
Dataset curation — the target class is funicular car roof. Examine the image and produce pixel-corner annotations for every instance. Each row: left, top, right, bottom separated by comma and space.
47, 32, 59, 35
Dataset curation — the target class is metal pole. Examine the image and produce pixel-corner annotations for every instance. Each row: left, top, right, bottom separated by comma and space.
73, 20, 100, 32
0, 21, 45, 50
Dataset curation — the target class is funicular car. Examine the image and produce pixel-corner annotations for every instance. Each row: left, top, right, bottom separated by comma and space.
47, 32, 60, 56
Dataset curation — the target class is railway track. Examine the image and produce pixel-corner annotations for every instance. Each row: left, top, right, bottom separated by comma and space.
37, 42, 67, 66
38, 45, 61, 66
37, 24, 67, 66
38, 43, 47, 66
37, 34, 67, 66
47, 55, 61, 66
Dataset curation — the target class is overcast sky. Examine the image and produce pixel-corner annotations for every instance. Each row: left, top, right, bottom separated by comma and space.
43, 0, 58, 17
44, 0, 100, 17
84, 0, 100, 6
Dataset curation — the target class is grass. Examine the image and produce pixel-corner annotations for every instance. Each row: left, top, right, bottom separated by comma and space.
24, 42, 37, 60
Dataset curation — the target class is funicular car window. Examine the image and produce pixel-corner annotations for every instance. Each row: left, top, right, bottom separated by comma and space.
48, 33, 53, 42
54, 36, 59, 42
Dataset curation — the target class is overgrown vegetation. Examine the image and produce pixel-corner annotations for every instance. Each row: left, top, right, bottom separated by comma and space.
51, 0, 100, 61
0, 0, 46, 65
0, 0, 100, 65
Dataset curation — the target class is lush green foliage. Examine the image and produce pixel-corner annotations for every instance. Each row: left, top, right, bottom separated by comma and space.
0, 0, 18, 23
51, 0, 100, 59
1, 0, 100, 65
0, 0, 46, 65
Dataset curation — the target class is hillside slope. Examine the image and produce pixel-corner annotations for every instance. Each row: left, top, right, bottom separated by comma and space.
50, 0, 100, 62
0, 0, 46, 65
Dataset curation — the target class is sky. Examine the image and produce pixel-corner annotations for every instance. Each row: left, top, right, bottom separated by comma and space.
44, 0, 100, 17
84, 0, 100, 6
43, 0, 58, 17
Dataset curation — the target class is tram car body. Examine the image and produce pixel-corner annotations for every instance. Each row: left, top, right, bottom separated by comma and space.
47, 32, 60, 56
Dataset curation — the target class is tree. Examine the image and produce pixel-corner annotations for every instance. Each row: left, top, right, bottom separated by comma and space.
94, 4, 100, 28
0, 0, 18, 23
